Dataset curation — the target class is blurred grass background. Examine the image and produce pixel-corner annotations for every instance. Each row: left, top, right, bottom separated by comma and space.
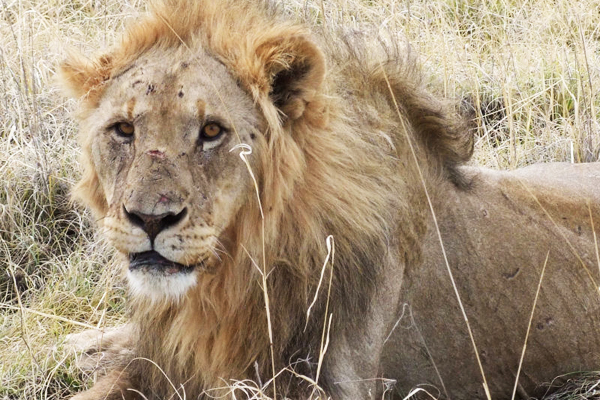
1, 0, 599, 398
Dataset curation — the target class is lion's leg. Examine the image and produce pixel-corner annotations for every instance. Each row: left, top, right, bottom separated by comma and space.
71, 370, 137, 400
66, 324, 133, 353
66, 324, 134, 375
66, 324, 139, 399
321, 337, 382, 398
323, 256, 406, 399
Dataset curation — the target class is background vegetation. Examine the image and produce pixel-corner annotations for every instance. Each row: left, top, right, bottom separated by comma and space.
0, 0, 599, 398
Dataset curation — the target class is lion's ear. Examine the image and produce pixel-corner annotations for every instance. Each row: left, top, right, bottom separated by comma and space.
253, 34, 326, 121
58, 51, 113, 100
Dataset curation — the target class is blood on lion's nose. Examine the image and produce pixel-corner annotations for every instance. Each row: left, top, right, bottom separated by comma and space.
147, 149, 165, 159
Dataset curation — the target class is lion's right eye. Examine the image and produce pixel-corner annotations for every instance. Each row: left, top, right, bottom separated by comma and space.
114, 122, 135, 137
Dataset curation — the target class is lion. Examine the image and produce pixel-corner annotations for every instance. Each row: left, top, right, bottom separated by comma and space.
59, 0, 600, 399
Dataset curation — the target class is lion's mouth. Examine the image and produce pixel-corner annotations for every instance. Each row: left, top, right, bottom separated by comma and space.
128, 251, 195, 275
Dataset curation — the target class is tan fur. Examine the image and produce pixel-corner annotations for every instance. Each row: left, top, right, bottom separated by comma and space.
60, 1, 600, 399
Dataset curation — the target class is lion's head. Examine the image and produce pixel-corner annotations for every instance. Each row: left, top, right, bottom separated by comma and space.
60, 2, 328, 303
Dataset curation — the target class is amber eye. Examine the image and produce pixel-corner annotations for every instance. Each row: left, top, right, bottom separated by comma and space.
200, 123, 223, 141
115, 122, 135, 137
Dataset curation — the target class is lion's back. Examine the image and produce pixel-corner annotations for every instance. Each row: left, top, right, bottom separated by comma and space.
384, 161, 600, 398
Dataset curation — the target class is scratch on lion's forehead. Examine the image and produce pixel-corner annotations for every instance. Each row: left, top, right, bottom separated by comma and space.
126, 97, 137, 120
196, 99, 206, 119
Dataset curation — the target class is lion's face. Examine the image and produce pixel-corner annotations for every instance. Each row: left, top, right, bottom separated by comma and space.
85, 48, 261, 301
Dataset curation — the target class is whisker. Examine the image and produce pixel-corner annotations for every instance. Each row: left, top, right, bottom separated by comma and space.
213, 238, 233, 261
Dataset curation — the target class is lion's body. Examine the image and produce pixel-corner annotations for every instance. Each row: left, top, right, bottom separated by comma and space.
60, 1, 600, 399
392, 163, 600, 398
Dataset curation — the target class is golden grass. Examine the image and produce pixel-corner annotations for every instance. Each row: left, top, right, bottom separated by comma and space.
1, 0, 599, 398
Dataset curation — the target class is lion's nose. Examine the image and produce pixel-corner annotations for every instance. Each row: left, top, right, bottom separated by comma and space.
123, 206, 187, 243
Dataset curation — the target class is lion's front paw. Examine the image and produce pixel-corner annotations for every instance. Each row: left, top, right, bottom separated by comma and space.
65, 324, 134, 376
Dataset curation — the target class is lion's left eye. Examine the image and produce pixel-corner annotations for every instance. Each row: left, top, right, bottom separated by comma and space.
200, 123, 224, 141
114, 122, 135, 137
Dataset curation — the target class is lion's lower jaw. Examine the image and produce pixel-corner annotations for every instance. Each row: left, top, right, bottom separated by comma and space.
126, 268, 198, 303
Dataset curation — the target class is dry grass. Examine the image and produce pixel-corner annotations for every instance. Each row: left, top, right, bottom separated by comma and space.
0, 0, 599, 399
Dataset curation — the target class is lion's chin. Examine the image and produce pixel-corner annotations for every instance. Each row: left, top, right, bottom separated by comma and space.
126, 251, 199, 302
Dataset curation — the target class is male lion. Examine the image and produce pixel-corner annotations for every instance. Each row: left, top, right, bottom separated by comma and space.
60, 0, 600, 399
